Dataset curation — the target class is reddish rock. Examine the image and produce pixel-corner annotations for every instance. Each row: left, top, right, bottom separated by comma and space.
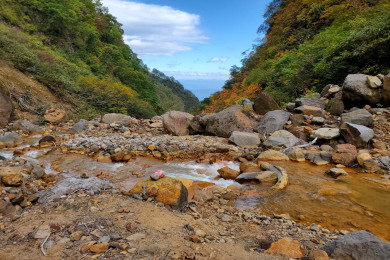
1, 174, 23, 187
217, 167, 240, 180
265, 237, 304, 258
130, 177, 188, 209
332, 144, 357, 166
90, 242, 109, 253
309, 249, 329, 260
44, 108, 67, 124
239, 162, 260, 173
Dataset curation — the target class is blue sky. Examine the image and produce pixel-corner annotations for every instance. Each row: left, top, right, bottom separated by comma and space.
102, 0, 271, 100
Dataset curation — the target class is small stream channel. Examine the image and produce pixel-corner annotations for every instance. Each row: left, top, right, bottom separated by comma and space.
1, 136, 389, 241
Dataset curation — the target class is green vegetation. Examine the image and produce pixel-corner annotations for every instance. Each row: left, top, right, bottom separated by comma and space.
0, 0, 199, 119
203, 0, 390, 111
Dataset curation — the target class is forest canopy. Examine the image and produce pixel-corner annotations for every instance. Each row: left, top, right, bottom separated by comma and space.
202, 0, 390, 112
0, 0, 199, 119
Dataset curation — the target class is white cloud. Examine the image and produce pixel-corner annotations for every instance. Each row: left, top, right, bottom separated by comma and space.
163, 71, 229, 80
102, 0, 208, 56
209, 57, 228, 63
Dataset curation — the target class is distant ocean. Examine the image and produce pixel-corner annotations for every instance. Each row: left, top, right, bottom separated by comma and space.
178, 79, 225, 101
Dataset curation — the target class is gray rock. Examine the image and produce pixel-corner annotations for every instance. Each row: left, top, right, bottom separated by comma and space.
189, 115, 205, 134
311, 151, 332, 165
342, 74, 388, 107
321, 84, 332, 97
325, 168, 348, 179
295, 97, 326, 109
0, 89, 13, 127
236, 171, 277, 182
10, 120, 43, 134
326, 98, 345, 116
378, 156, 390, 172
285, 103, 296, 111
71, 119, 88, 133
312, 117, 326, 124
253, 93, 280, 115
101, 113, 134, 125
322, 231, 390, 260
38, 177, 113, 203
218, 214, 233, 222
254, 110, 290, 135
204, 105, 255, 138
241, 98, 253, 111
340, 123, 374, 148
229, 131, 260, 147
264, 130, 304, 147
311, 128, 340, 140
341, 109, 373, 126
162, 111, 194, 136
290, 114, 305, 126
367, 76, 382, 89
0, 132, 23, 148
30, 163, 45, 179
38, 135, 56, 144
98, 236, 111, 243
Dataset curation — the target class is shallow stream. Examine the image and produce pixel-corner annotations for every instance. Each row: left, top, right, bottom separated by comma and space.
1, 136, 389, 241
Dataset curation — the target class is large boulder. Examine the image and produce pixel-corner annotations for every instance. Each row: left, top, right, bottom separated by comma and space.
204, 105, 254, 138
0, 90, 13, 127
322, 231, 390, 260
340, 123, 375, 148
342, 74, 390, 107
229, 131, 260, 147
253, 93, 280, 115
341, 109, 373, 127
130, 177, 188, 209
296, 97, 326, 109
326, 98, 345, 116
189, 115, 205, 134
254, 110, 290, 135
162, 111, 194, 136
264, 130, 304, 148
10, 120, 43, 134
44, 108, 67, 124
101, 113, 135, 125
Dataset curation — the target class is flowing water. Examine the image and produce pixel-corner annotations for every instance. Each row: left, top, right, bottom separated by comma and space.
1, 138, 389, 241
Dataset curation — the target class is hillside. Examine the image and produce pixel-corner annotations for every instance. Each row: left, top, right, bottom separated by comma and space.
0, 0, 199, 120
202, 0, 390, 112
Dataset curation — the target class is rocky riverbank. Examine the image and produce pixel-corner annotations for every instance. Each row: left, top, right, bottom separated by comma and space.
1, 73, 390, 259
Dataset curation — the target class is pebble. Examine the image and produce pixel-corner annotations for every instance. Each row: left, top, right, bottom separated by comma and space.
310, 223, 320, 232
97, 235, 110, 243
33, 224, 51, 239
217, 214, 232, 222
90, 242, 109, 253
80, 242, 96, 253
70, 231, 84, 241
126, 233, 146, 241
